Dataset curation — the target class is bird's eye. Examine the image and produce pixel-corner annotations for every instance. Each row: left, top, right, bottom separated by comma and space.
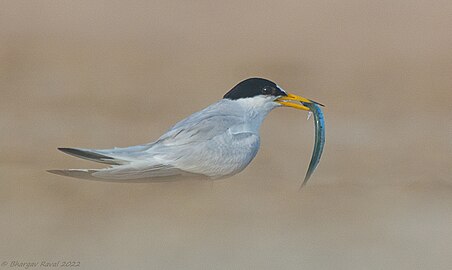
262, 86, 273, 95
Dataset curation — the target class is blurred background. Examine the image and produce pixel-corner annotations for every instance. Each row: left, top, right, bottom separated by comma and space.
1, 1, 451, 269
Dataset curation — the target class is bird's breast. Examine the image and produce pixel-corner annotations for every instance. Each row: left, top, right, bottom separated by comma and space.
170, 130, 260, 179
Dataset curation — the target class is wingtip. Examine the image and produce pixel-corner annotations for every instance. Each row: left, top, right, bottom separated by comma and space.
57, 147, 72, 153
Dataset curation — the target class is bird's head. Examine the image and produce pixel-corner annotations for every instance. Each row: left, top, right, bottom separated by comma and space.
223, 78, 323, 111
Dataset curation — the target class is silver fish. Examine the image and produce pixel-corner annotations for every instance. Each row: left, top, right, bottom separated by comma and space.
301, 101, 325, 188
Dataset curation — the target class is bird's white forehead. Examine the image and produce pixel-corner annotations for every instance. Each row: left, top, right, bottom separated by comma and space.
276, 85, 288, 95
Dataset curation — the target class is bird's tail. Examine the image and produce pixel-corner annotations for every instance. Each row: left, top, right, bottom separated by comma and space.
47, 165, 205, 183
50, 146, 207, 182
47, 169, 102, 181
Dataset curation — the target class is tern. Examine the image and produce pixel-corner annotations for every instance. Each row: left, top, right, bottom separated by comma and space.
49, 78, 320, 182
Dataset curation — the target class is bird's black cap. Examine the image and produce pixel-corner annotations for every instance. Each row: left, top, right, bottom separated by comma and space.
223, 78, 287, 100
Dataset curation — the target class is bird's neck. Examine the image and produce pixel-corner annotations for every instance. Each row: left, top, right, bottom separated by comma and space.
235, 97, 279, 132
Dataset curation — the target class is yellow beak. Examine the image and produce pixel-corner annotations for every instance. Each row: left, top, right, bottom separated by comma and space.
276, 93, 314, 111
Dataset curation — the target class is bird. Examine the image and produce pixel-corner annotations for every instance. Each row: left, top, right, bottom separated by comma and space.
49, 78, 319, 182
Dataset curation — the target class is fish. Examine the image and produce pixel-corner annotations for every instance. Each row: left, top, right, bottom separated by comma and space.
301, 101, 325, 188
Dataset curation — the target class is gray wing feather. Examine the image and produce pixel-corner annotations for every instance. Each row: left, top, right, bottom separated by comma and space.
156, 101, 245, 146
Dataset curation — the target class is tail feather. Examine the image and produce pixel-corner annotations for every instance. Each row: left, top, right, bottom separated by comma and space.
47, 165, 206, 183
47, 169, 101, 180
51, 146, 208, 182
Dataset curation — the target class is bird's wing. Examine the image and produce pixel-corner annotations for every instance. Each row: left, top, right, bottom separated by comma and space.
156, 103, 245, 147
57, 100, 245, 164
57, 144, 153, 165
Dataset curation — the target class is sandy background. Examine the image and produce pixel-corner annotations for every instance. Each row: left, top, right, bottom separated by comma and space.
1, 1, 451, 269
